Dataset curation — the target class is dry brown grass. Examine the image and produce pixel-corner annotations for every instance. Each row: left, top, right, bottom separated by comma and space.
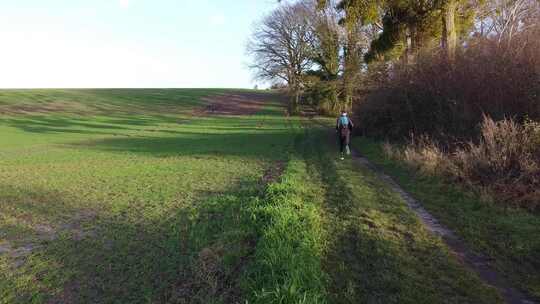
386, 116, 540, 210
195, 245, 225, 295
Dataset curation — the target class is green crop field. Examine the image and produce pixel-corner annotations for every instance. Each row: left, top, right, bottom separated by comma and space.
0, 89, 505, 303
0, 89, 300, 303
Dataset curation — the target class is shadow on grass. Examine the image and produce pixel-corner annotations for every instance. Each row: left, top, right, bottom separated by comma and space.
0, 89, 283, 120
0, 176, 265, 304
353, 138, 540, 300
0, 115, 183, 136
0, 111, 292, 139
0, 184, 92, 248
0, 184, 100, 303
301, 128, 500, 304
71, 131, 295, 160
302, 132, 415, 303
0, 89, 232, 117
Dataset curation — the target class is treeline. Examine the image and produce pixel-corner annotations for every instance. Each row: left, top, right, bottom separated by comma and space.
247, 0, 351, 114
248, 0, 539, 133
248, 0, 540, 208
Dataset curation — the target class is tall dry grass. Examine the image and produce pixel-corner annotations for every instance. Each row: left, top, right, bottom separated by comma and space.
386, 116, 540, 210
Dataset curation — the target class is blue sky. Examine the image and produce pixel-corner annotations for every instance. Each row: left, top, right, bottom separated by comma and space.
0, 0, 282, 88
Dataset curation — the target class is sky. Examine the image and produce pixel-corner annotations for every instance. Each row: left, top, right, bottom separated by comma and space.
0, 0, 282, 88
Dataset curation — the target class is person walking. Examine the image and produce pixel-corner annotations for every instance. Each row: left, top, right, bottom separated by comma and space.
336, 111, 354, 160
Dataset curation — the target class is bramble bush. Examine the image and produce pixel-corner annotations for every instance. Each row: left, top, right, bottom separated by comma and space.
356, 26, 540, 140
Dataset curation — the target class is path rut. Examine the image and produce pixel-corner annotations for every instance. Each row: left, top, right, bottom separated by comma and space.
351, 149, 537, 304
305, 114, 536, 303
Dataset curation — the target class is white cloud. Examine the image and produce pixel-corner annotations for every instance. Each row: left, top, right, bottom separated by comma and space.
119, 0, 130, 9
209, 13, 226, 26
0, 2, 257, 88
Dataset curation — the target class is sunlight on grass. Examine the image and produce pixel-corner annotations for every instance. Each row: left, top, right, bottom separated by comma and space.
0, 89, 298, 303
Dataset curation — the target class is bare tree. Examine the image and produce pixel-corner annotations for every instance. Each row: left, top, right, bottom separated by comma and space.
476, 0, 540, 47
247, 2, 315, 113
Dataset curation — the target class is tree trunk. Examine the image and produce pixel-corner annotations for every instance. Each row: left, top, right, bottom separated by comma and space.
288, 81, 300, 115
402, 27, 410, 65
441, 0, 457, 60
403, 24, 417, 65
343, 29, 358, 113
293, 89, 300, 114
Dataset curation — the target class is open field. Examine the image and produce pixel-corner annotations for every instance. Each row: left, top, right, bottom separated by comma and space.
0, 89, 299, 303
0, 89, 521, 303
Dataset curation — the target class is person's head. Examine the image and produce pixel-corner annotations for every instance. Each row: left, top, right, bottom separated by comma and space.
341, 110, 347, 117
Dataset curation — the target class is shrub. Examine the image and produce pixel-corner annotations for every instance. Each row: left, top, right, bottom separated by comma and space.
304, 80, 342, 115
453, 117, 540, 208
355, 27, 540, 140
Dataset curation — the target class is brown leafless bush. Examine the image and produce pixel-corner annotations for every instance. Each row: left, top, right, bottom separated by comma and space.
356, 24, 540, 140
454, 116, 540, 208
357, 12, 540, 209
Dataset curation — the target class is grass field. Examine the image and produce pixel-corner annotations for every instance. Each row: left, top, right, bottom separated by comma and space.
0, 89, 507, 303
0, 89, 300, 303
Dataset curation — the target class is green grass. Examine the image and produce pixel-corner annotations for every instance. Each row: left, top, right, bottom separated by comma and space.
245, 158, 328, 304
0, 89, 300, 303
0, 89, 512, 303
352, 137, 540, 300
300, 123, 502, 304
0, 89, 235, 112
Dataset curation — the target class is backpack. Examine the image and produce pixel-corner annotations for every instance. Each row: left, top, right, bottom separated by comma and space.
339, 116, 350, 136
339, 116, 349, 127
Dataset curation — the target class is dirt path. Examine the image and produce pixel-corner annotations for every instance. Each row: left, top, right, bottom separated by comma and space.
350, 149, 537, 304
195, 92, 275, 116
304, 114, 536, 303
